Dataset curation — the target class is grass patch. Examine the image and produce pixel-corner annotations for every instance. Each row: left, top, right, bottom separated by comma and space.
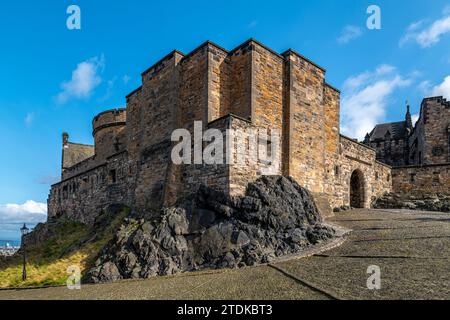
0, 207, 130, 288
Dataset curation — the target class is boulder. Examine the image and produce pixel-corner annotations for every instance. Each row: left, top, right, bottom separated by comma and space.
86, 176, 336, 283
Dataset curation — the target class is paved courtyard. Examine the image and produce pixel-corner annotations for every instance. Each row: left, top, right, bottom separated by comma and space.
0, 209, 448, 300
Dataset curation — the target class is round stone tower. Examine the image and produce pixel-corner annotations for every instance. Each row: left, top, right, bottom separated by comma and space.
92, 108, 127, 159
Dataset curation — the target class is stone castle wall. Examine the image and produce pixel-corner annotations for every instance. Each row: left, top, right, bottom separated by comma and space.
48, 39, 404, 224
92, 109, 127, 162
48, 151, 132, 225
373, 136, 409, 167
370, 97, 450, 167
329, 135, 392, 209
283, 50, 326, 194
322, 84, 341, 199
420, 98, 450, 164
392, 163, 450, 195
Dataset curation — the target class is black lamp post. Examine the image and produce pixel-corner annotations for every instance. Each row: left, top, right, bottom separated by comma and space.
20, 223, 29, 282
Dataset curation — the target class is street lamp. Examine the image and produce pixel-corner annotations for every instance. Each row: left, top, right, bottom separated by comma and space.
20, 223, 30, 282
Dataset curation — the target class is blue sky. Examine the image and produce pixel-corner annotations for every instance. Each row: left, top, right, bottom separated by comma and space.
1, 0, 449, 240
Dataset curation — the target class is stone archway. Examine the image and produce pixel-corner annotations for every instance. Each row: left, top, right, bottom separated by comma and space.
350, 169, 365, 208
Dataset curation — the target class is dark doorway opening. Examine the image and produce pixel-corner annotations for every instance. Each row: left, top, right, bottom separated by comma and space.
350, 170, 365, 208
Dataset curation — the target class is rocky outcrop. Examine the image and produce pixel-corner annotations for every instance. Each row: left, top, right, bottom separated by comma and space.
373, 193, 450, 212
86, 176, 336, 283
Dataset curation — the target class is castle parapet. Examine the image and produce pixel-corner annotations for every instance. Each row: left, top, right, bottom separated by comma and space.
92, 108, 127, 160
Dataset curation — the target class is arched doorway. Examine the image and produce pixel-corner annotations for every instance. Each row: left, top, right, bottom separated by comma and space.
350, 169, 365, 208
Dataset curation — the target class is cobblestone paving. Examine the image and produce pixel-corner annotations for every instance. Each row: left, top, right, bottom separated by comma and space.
0, 209, 448, 300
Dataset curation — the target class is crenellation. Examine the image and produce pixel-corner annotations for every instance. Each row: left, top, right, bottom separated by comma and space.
48, 39, 450, 225
365, 96, 449, 199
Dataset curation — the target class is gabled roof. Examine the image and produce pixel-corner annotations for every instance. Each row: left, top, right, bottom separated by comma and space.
62, 142, 95, 170
369, 121, 407, 142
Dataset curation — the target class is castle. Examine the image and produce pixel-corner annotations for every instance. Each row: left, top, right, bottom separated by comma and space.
47, 39, 449, 224
364, 98, 450, 167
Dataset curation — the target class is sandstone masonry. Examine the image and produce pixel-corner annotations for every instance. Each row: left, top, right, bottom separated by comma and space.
365, 97, 450, 198
48, 39, 409, 223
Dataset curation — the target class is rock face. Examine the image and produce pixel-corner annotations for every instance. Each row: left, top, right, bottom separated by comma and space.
86, 176, 336, 283
373, 193, 450, 212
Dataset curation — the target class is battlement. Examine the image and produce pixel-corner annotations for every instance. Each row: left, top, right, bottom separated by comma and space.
126, 38, 328, 106
49, 38, 400, 225
422, 96, 450, 108
92, 108, 126, 136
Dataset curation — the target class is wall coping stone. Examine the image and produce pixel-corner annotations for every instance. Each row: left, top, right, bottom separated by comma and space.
281, 49, 326, 72
208, 113, 253, 127
52, 162, 107, 187
392, 162, 450, 170
340, 134, 377, 152
324, 82, 341, 93
141, 50, 185, 77
125, 86, 142, 100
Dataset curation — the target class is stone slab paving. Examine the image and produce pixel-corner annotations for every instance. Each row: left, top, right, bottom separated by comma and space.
0, 209, 448, 300
274, 209, 450, 300
0, 266, 325, 300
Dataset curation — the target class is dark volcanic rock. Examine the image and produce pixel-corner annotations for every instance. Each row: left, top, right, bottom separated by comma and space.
373, 193, 450, 212
86, 176, 336, 283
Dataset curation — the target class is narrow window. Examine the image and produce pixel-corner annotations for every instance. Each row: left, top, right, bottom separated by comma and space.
433, 172, 440, 184
334, 165, 340, 177
109, 169, 117, 184
410, 173, 416, 183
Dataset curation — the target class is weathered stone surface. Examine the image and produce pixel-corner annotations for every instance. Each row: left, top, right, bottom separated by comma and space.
391, 164, 450, 195
85, 176, 336, 283
48, 39, 401, 228
373, 193, 450, 212
366, 97, 450, 168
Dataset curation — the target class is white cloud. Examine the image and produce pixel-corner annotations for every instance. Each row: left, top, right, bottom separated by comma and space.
343, 64, 395, 91
400, 12, 450, 48
99, 77, 116, 102
24, 112, 34, 126
411, 113, 420, 125
0, 200, 47, 224
337, 25, 363, 44
122, 75, 131, 84
341, 65, 412, 140
56, 55, 105, 104
431, 76, 450, 99
418, 76, 450, 99
400, 20, 425, 47
418, 80, 432, 94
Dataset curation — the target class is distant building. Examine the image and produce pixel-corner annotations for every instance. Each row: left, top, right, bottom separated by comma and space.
365, 98, 450, 167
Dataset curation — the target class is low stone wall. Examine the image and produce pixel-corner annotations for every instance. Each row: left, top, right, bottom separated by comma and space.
48, 151, 133, 225
373, 193, 450, 212
62, 156, 97, 180
392, 163, 450, 195
330, 136, 392, 210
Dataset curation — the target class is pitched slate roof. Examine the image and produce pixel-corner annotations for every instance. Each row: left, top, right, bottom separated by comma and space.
368, 121, 407, 142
